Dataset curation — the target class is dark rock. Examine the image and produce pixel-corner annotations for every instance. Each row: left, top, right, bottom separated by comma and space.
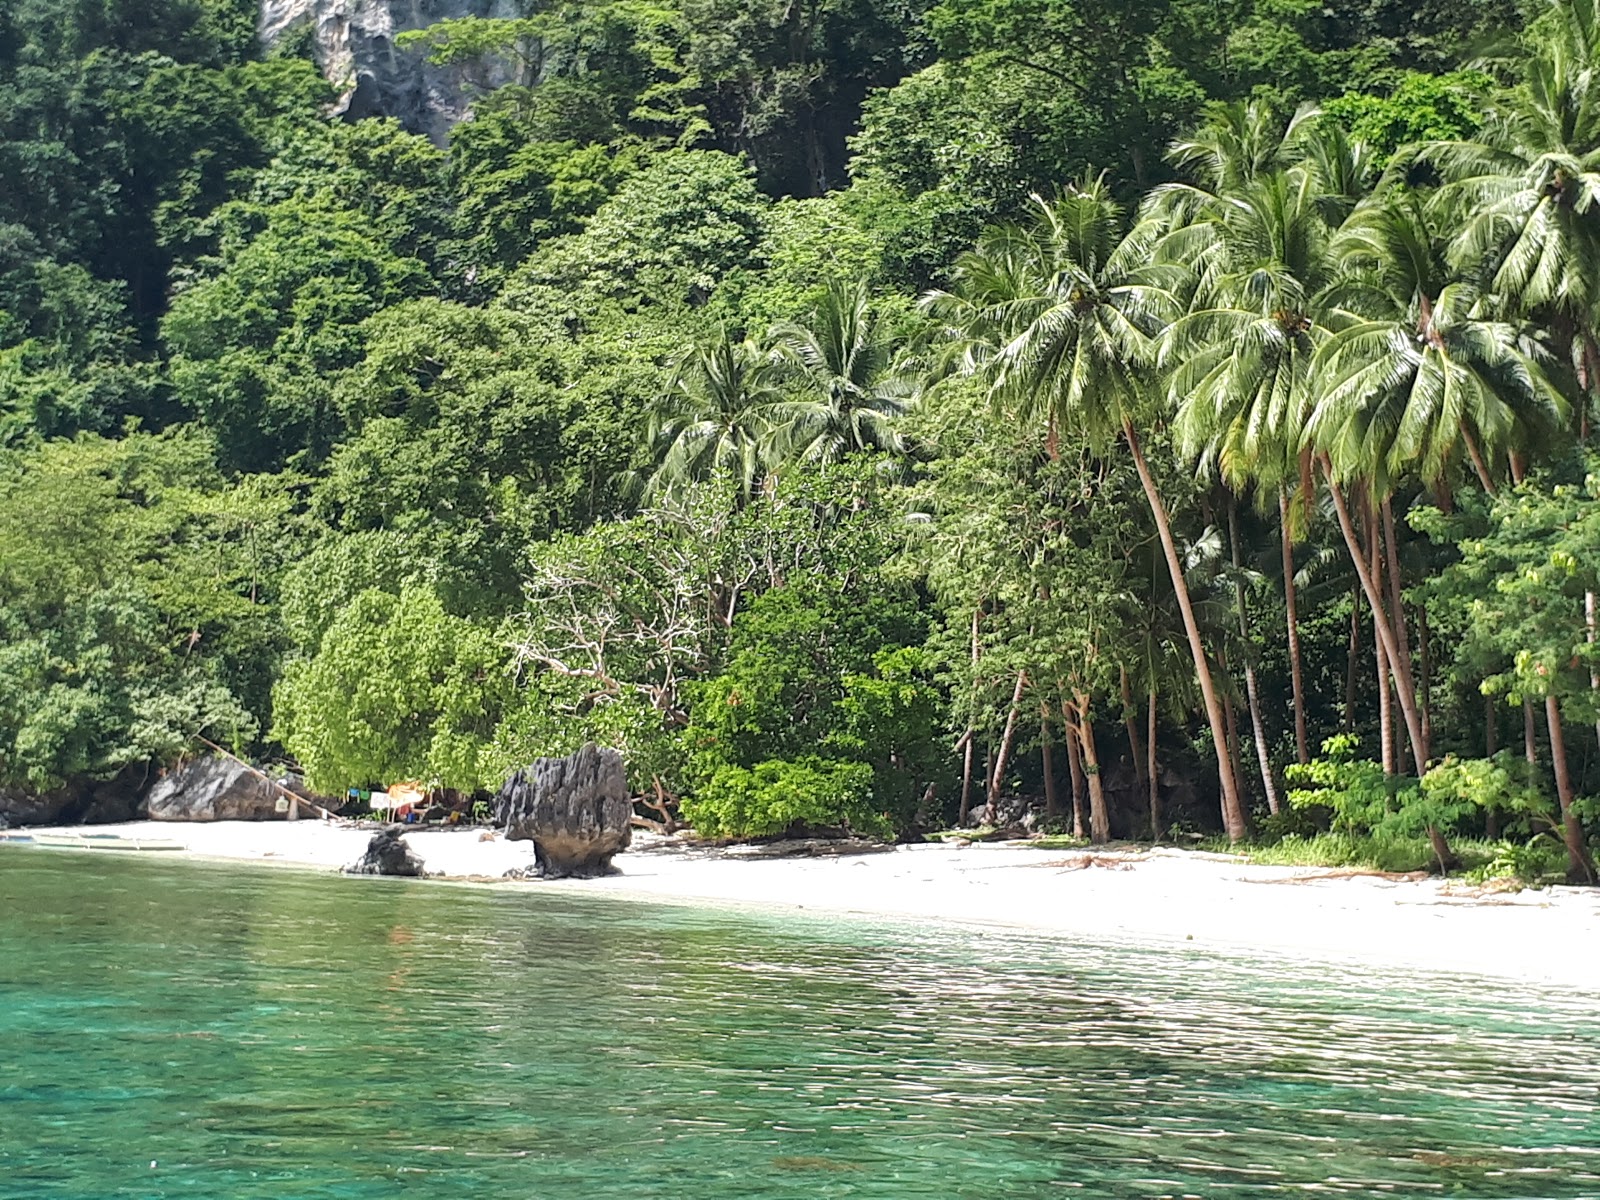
495, 744, 632, 878
965, 794, 1030, 829
0, 766, 151, 828
79, 771, 150, 824
145, 757, 287, 821
346, 825, 427, 877
0, 784, 77, 827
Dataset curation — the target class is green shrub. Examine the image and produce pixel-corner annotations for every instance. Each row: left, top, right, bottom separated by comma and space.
1463, 839, 1566, 887
679, 757, 889, 840
1285, 735, 1478, 843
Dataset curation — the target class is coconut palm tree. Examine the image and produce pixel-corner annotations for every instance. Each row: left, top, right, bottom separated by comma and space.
1153, 111, 1359, 780
1311, 193, 1567, 496
642, 328, 787, 501
1307, 191, 1568, 821
924, 181, 1251, 842
769, 280, 915, 464
1424, 0, 1600, 437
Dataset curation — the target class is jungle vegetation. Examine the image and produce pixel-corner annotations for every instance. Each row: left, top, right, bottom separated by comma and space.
6, 0, 1600, 881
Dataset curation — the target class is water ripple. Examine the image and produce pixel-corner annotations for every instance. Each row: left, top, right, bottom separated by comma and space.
0, 850, 1596, 1199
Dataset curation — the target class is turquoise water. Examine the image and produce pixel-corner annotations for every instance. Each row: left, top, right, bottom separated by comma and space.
2, 851, 1598, 1199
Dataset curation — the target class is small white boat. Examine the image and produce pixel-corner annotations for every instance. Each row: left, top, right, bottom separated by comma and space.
18, 833, 186, 852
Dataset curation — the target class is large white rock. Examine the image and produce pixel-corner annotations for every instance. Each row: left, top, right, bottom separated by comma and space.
145, 757, 289, 821
259, 0, 522, 142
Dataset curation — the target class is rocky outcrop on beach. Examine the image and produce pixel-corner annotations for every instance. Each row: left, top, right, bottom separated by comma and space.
0, 768, 148, 828
346, 825, 428, 876
145, 757, 293, 822
259, 0, 521, 142
495, 744, 632, 878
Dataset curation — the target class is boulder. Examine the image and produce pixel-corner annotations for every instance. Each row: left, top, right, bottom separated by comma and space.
145, 757, 287, 821
495, 744, 632, 878
0, 767, 150, 828
0, 784, 77, 828
346, 825, 427, 877
78, 771, 151, 825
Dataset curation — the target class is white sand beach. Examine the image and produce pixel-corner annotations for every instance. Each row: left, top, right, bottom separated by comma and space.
7, 819, 1600, 990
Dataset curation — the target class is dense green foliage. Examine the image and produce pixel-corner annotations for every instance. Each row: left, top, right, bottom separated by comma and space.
6, 0, 1600, 877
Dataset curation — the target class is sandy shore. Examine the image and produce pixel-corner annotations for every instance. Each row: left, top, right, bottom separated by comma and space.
7, 819, 1600, 990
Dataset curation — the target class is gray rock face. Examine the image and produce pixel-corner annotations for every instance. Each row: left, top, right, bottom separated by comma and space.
495, 744, 632, 878
0, 769, 149, 828
346, 825, 427, 876
145, 757, 289, 822
260, 0, 522, 143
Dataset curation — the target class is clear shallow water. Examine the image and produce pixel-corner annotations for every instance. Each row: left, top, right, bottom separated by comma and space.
1, 851, 1597, 1200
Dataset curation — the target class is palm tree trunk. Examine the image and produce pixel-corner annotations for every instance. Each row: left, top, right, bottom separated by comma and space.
1062, 702, 1087, 840
1369, 506, 1395, 776
1375, 605, 1395, 777
1380, 497, 1417, 722
1120, 665, 1146, 789
1229, 498, 1280, 813
1463, 428, 1496, 494
1147, 687, 1162, 841
1321, 461, 1428, 777
1125, 419, 1247, 841
984, 671, 1028, 824
1222, 669, 1246, 807
1378, 492, 1449, 863
1076, 694, 1111, 844
1279, 489, 1309, 764
1040, 705, 1059, 820
1543, 694, 1597, 883
1344, 588, 1360, 733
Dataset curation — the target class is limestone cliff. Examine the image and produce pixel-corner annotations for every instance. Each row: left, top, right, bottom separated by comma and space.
259, 0, 518, 142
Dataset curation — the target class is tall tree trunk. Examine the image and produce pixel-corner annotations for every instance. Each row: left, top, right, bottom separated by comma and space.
1524, 698, 1539, 786
1544, 694, 1598, 883
1463, 428, 1496, 494
1218, 643, 1247, 807
1419, 603, 1432, 756
1040, 705, 1059, 820
1380, 497, 1417, 714
984, 671, 1027, 825
1334, 477, 1450, 861
1588, 590, 1600, 752
1280, 489, 1309, 764
1230, 497, 1281, 813
1322, 462, 1429, 777
1062, 702, 1087, 840
959, 731, 975, 826
1343, 587, 1361, 733
1126, 420, 1247, 841
959, 606, 982, 825
1370, 515, 1395, 776
1484, 696, 1499, 840
1375, 606, 1395, 777
1076, 695, 1111, 844
1120, 665, 1146, 788
1147, 687, 1162, 841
